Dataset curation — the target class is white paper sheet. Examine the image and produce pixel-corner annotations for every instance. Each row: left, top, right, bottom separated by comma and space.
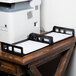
45, 32, 72, 43
15, 40, 49, 54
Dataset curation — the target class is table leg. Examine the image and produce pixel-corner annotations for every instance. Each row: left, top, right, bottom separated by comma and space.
16, 66, 21, 76
28, 45, 75, 76
29, 65, 42, 76
28, 52, 62, 76
54, 46, 75, 76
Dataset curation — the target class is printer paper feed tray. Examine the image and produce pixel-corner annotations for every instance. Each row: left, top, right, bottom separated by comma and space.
1, 26, 75, 57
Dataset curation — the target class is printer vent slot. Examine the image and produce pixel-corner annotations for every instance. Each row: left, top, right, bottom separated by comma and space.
35, 5, 38, 10
34, 22, 37, 26
27, 11, 33, 19
5, 25, 7, 28
34, 22, 38, 27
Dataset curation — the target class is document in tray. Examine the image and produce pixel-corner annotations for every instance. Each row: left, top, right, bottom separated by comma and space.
45, 32, 72, 43
15, 40, 49, 54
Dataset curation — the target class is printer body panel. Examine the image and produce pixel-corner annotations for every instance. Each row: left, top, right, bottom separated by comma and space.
0, 0, 41, 43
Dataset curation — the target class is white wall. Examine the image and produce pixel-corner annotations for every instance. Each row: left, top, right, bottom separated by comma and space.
40, 0, 76, 76
41, 0, 76, 35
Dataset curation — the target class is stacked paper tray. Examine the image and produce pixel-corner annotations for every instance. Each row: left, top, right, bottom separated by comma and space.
1, 26, 75, 57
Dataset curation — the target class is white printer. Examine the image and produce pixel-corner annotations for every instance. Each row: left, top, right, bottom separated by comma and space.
0, 0, 41, 43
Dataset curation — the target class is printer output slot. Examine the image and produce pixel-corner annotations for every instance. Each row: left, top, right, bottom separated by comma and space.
0, 3, 14, 8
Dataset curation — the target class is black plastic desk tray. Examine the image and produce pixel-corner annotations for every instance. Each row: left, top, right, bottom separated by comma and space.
1, 26, 75, 57
44, 26, 74, 43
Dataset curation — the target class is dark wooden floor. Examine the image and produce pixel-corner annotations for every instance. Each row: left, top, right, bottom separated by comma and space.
0, 56, 61, 76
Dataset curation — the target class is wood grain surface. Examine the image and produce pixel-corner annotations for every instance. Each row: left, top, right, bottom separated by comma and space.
0, 37, 75, 66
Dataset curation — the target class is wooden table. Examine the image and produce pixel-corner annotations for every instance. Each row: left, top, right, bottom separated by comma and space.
0, 37, 75, 76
